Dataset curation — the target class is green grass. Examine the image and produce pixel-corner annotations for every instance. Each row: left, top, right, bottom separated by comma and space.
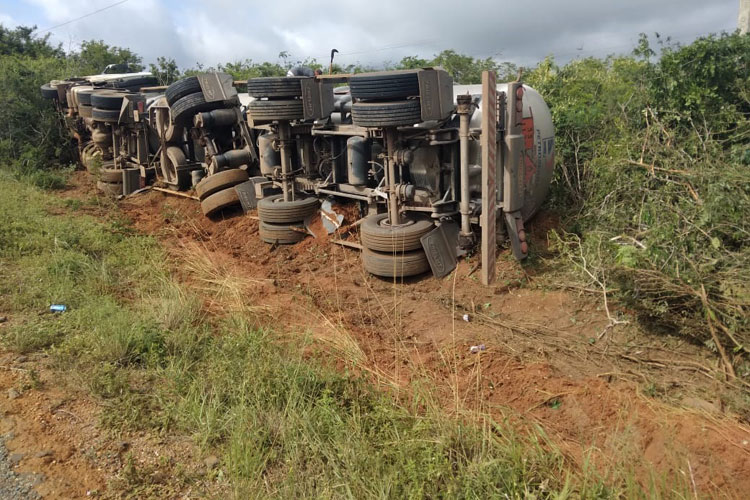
0, 170, 672, 499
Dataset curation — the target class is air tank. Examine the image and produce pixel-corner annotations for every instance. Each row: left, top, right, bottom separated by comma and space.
346, 136, 370, 185
258, 132, 280, 176
454, 83, 555, 222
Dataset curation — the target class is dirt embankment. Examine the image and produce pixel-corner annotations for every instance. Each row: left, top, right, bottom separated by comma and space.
8, 171, 749, 497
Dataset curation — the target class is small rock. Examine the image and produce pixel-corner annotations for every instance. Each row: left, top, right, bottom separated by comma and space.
9, 452, 24, 466
204, 455, 219, 470
16, 355, 28, 363
35, 449, 53, 458
7, 388, 20, 400
0, 316, 7, 323
20, 472, 46, 486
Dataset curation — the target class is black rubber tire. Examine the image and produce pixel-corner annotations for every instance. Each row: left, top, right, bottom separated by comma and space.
171, 91, 228, 125
78, 104, 93, 118
247, 99, 304, 122
82, 144, 103, 172
349, 71, 420, 100
362, 248, 430, 278
90, 90, 129, 110
246, 77, 307, 98
165, 77, 202, 106
99, 168, 123, 183
91, 107, 119, 122
92, 107, 120, 122
154, 98, 183, 143
160, 146, 187, 185
40, 83, 58, 100
96, 181, 122, 197
351, 100, 421, 127
259, 221, 306, 245
201, 187, 241, 216
360, 213, 433, 252
111, 76, 158, 90
257, 195, 319, 224
195, 168, 249, 200
77, 89, 94, 105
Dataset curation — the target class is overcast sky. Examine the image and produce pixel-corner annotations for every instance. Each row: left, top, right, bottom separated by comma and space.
0, 0, 742, 69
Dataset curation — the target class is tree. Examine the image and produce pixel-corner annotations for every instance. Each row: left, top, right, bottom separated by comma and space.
149, 56, 180, 85
71, 40, 143, 76
0, 25, 64, 58
395, 55, 429, 70
431, 50, 500, 84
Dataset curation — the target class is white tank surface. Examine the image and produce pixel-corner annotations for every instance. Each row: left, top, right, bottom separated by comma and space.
454, 84, 555, 221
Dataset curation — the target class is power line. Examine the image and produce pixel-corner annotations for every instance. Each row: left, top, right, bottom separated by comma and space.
35, 0, 130, 34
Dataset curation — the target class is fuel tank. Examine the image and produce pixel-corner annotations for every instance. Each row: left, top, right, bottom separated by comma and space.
454, 84, 555, 221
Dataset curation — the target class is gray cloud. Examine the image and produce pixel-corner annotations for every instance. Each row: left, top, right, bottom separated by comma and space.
11, 0, 742, 70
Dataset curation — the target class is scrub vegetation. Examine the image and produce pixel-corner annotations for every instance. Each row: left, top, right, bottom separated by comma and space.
0, 171, 624, 498
0, 22, 748, 496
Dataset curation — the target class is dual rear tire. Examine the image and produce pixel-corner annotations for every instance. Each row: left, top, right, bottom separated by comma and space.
196, 169, 249, 216
257, 194, 318, 245
359, 213, 433, 278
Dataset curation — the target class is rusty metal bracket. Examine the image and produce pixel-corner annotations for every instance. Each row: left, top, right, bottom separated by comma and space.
480, 71, 498, 286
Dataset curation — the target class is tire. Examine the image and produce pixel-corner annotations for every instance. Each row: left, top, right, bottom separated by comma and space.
154, 98, 184, 143
40, 83, 58, 100
77, 89, 94, 105
81, 143, 102, 172
360, 213, 433, 252
349, 71, 420, 100
165, 77, 202, 106
111, 76, 158, 90
362, 248, 430, 278
92, 107, 120, 122
96, 181, 122, 197
246, 77, 307, 98
90, 90, 129, 110
257, 195, 319, 224
259, 221, 306, 245
100, 168, 123, 183
247, 99, 304, 122
78, 104, 93, 118
201, 187, 241, 216
195, 168, 249, 200
351, 100, 421, 127
171, 91, 228, 125
160, 146, 187, 185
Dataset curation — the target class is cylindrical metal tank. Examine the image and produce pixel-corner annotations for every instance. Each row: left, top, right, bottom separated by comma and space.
455, 83, 555, 221
346, 136, 370, 185
258, 133, 280, 176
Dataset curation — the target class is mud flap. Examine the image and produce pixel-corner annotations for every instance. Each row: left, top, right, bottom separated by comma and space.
235, 180, 258, 213
420, 221, 459, 279
197, 72, 239, 104
504, 211, 528, 260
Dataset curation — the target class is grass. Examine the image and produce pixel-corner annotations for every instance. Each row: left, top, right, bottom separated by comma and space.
0, 169, 678, 498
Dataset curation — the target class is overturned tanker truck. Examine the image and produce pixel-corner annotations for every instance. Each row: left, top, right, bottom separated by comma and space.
41, 66, 554, 284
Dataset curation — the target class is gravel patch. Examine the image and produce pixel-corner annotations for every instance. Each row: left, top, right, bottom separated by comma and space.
0, 435, 39, 500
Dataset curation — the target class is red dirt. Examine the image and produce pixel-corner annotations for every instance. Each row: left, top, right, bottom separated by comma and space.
35, 171, 750, 496
0, 350, 215, 499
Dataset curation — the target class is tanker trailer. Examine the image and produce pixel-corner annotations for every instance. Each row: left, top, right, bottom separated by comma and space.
244, 69, 555, 281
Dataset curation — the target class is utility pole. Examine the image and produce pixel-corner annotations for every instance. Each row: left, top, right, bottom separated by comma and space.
740, 0, 750, 34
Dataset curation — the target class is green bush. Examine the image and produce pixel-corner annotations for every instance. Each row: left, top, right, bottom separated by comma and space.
527, 33, 750, 366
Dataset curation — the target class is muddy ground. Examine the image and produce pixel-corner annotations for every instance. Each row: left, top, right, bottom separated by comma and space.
2, 171, 749, 498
